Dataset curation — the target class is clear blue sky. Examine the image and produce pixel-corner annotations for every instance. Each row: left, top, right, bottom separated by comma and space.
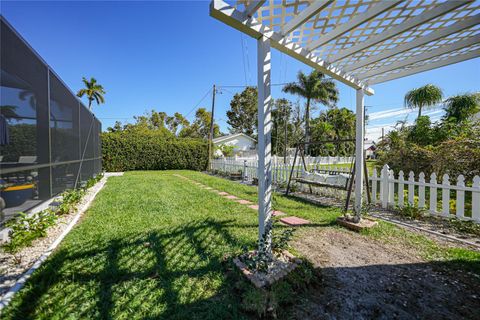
2, 1, 479, 140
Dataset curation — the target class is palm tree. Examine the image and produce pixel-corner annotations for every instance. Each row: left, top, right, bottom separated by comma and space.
443, 93, 480, 123
282, 70, 338, 152
76, 77, 106, 110
404, 84, 443, 120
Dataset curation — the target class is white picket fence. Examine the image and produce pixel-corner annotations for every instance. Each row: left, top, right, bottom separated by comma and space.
227, 155, 354, 166
372, 165, 480, 222
211, 158, 352, 186
211, 159, 480, 223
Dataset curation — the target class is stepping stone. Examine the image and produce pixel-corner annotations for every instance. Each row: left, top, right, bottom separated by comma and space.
236, 199, 253, 205
225, 195, 239, 200
280, 216, 310, 226
336, 217, 378, 231
218, 192, 229, 196
211, 189, 220, 193
272, 210, 286, 217
205, 187, 213, 190
248, 204, 259, 210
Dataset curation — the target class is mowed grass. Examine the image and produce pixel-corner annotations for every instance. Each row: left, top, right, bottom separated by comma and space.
3, 170, 480, 319
2, 171, 338, 319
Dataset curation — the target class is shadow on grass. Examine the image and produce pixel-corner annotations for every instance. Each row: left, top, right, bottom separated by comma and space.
2, 219, 258, 320
4, 216, 479, 319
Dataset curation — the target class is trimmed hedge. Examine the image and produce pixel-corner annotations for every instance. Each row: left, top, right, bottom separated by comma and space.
102, 131, 208, 172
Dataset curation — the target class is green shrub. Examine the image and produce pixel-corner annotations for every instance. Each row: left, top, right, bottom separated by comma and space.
102, 131, 208, 172
56, 188, 85, 215
2, 173, 103, 253
397, 203, 426, 220
3, 210, 57, 253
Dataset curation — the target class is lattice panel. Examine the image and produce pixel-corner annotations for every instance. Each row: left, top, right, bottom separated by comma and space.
229, 0, 480, 85
312, 0, 448, 61
235, 0, 311, 33
349, 24, 480, 76
335, 1, 480, 69
365, 43, 480, 83
286, 0, 378, 44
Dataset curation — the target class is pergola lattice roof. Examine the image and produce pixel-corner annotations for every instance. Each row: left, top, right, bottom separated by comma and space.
211, 0, 480, 94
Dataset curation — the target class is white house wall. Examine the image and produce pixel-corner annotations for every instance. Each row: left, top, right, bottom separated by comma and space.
214, 136, 256, 156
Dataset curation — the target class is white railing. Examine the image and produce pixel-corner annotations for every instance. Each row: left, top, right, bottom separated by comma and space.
370, 165, 480, 222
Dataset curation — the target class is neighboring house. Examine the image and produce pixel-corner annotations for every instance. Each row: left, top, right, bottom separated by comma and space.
364, 139, 377, 159
213, 133, 256, 157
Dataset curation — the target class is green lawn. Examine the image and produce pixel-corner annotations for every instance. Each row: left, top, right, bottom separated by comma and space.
2, 170, 479, 319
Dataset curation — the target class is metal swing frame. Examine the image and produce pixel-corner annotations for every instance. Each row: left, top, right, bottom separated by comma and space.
285, 139, 371, 212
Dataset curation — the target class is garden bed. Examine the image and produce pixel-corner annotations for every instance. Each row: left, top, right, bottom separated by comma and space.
233, 250, 301, 288
0, 174, 110, 303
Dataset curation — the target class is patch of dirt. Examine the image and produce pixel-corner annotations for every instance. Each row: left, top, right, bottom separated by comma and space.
292, 228, 480, 320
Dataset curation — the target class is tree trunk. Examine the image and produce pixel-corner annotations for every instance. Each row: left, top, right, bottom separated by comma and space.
88, 99, 92, 111
305, 98, 310, 155
417, 106, 422, 119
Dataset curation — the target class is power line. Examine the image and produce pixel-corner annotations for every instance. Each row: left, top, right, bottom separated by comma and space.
184, 87, 212, 119
98, 117, 134, 120
244, 35, 252, 85
99, 88, 212, 123
217, 81, 298, 88
240, 34, 248, 86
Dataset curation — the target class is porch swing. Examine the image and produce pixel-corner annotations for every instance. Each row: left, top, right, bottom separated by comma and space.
285, 139, 371, 211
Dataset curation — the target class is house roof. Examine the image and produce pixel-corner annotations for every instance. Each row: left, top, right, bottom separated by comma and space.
212, 133, 257, 144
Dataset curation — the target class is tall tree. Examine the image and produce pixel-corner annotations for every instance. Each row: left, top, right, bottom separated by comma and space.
107, 121, 123, 132
310, 107, 356, 156
179, 108, 219, 139
443, 93, 480, 123
404, 84, 443, 120
226, 87, 258, 137
282, 70, 338, 153
166, 112, 189, 135
76, 77, 106, 110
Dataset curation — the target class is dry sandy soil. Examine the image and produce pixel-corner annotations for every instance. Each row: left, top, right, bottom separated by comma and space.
292, 228, 480, 320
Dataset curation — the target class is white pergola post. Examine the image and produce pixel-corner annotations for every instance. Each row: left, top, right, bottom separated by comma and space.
257, 35, 272, 254
354, 89, 365, 219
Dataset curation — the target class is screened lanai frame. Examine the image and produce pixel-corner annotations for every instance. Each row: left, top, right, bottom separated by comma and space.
209, 0, 480, 246
0, 16, 102, 224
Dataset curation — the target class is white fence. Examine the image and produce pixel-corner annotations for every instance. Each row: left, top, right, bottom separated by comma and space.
225, 155, 354, 165
211, 158, 352, 186
211, 159, 480, 223
372, 165, 480, 222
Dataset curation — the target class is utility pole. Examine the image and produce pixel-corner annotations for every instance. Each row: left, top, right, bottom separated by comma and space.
207, 84, 216, 170
284, 103, 288, 164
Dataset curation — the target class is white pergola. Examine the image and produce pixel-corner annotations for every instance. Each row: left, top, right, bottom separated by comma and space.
210, 0, 480, 246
